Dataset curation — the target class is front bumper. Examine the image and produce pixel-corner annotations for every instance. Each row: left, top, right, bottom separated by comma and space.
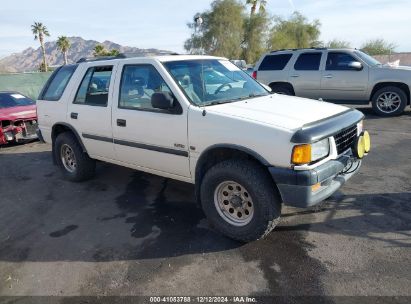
0, 119, 38, 144
269, 154, 361, 208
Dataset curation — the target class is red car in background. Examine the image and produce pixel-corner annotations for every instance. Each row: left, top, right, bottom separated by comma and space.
0, 92, 38, 145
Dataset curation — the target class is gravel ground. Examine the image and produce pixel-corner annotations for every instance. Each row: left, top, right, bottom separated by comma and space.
0, 106, 410, 303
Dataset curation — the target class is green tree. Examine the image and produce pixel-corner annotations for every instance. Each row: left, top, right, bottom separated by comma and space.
267, 12, 321, 50
93, 44, 120, 57
245, 0, 267, 16
56, 36, 71, 65
361, 39, 396, 55
327, 39, 351, 49
184, 0, 246, 59
242, 11, 269, 63
31, 22, 50, 72
93, 44, 105, 56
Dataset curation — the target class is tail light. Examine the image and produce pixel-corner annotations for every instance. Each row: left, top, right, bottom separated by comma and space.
252, 70, 257, 79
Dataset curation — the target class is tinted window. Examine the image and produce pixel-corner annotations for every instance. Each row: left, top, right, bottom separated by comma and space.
74, 66, 113, 107
119, 65, 175, 112
259, 54, 292, 71
41, 65, 77, 101
0, 93, 35, 108
294, 53, 322, 71
326, 52, 358, 70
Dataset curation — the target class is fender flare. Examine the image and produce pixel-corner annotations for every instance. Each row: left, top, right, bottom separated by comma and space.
51, 122, 88, 153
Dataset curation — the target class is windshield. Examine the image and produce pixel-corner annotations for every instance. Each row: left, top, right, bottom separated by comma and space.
163, 59, 269, 106
0, 93, 35, 109
355, 50, 381, 67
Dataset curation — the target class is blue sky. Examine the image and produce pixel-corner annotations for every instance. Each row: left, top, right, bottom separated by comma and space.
1, 0, 410, 57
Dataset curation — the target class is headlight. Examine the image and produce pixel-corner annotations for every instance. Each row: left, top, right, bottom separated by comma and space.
292, 138, 330, 165
357, 120, 363, 136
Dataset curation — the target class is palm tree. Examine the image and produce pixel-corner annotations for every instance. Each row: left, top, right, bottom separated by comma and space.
246, 0, 267, 16
93, 44, 105, 56
31, 22, 50, 72
56, 36, 71, 65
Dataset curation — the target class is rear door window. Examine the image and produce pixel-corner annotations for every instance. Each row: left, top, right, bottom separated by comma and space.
40, 65, 77, 101
294, 53, 322, 70
259, 54, 292, 71
74, 66, 113, 107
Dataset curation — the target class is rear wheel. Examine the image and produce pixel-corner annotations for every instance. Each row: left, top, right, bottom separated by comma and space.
54, 132, 96, 182
270, 84, 294, 95
372, 86, 407, 117
200, 160, 281, 242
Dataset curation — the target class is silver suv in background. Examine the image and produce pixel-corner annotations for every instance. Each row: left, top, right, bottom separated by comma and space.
253, 48, 411, 116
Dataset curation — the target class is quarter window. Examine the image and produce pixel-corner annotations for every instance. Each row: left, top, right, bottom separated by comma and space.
40, 65, 77, 101
74, 66, 113, 107
294, 53, 322, 71
119, 64, 176, 112
326, 52, 358, 70
258, 54, 292, 71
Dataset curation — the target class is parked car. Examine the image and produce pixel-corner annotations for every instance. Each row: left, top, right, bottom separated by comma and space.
253, 48, 411, 117
36, 54, 370, 242
0, 91, 38, 145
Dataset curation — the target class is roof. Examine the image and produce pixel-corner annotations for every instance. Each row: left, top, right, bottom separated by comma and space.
269, 47, 355, 53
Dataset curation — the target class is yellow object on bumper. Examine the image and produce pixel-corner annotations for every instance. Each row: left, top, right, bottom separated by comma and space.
363, 131, 371, 153
354, 131, 371, 159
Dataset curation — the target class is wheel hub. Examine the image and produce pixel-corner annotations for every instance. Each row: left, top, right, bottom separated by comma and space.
214, 181, 254, 227
60, 144, 77, 173
230, 195, 243, 208
377, 92, 401, 113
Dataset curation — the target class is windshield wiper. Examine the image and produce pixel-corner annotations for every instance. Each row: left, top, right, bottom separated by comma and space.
204, 100, 236, 106
248, 93, 267, 98
204, 94, 267, 107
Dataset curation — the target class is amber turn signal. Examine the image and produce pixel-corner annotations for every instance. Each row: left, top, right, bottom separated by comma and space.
292, 144, 311, 164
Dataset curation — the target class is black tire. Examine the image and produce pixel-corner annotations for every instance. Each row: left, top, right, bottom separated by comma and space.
371, 86, 407, 117
54, 132, 96, 182
200, 159, 281, 242
270, 84, 294, 96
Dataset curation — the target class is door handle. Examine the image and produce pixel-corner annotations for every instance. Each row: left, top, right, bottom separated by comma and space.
117, 119, 126, 127
290, 74, 299, 78
70, 112, 78, 119
323, 75, 333, 78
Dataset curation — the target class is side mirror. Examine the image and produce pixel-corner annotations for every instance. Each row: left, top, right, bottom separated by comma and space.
151, 92, 174, 110
348, 61, 363, 71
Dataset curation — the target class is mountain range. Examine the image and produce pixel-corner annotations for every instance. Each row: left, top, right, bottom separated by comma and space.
0, 37, 172, 73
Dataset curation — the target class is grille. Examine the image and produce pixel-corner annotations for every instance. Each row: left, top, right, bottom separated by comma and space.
334, 124, 357, 155
24, 120, 37, 135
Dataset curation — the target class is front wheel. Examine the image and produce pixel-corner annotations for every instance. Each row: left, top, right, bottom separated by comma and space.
371, 86, 407, 117
200, 160, 281, 242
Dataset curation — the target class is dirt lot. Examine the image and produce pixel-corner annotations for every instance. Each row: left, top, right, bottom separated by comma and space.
0, 107, 410, 303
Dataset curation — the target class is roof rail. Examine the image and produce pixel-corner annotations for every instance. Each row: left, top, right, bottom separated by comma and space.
76, 56, 118, 63
76, 52, 180, 63
270, 47, 327, 53
118, 51, 179, 58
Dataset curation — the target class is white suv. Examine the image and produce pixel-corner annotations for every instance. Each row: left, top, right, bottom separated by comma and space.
36, 54, 370, 242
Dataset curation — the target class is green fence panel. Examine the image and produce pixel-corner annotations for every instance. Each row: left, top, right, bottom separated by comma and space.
0, 72, 52, 99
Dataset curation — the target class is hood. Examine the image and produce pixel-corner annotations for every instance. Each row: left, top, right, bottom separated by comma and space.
0, 105, 37, 120
206, 94, 349, 130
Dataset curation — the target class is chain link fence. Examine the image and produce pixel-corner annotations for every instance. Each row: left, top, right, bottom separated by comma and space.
0, 72, 52, 99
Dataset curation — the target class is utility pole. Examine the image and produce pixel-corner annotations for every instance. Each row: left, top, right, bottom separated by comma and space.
194, 14, 203, 55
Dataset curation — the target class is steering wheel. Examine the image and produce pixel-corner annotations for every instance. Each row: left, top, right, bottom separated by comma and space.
215, 83, 233, 94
